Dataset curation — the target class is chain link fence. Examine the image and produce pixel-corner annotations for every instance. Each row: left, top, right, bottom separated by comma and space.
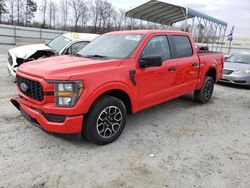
0, 24, 66, 45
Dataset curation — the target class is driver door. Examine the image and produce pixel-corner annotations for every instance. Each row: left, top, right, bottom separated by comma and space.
136, 35, 178, 109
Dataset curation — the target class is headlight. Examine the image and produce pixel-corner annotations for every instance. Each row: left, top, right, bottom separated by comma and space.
54, 81, 83, 107
234, 70, 250, 75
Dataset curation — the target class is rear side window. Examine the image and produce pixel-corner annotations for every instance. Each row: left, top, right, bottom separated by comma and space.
141, 36, 171, 61
172, 36, 193, 58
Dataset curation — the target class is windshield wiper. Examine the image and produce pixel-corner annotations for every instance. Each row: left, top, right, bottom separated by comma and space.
73, 53, 83, 57
83, 54, 108, 58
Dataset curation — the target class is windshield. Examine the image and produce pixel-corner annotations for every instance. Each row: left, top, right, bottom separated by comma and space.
48, 35, 71, 53
77, 34, 145, 59
226, 53, 250, 64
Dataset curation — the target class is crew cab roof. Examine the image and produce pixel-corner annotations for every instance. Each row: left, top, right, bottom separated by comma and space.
107, 30, 189, 35
62, 33, 100, 41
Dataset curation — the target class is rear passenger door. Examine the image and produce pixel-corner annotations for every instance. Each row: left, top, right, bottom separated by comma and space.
169, 35, 200, 95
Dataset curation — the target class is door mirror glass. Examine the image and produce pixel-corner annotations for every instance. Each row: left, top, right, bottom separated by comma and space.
139, 56, 162, 68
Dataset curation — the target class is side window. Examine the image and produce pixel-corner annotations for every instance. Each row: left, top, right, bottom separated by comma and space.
141, 36, 171, 61
68, 41, 89, 54
172, 36, 193, 58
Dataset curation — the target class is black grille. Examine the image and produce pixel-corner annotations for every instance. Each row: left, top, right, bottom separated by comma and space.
17, 76, 44, 101
223, 69, 234, 75
8, 53, 13, 66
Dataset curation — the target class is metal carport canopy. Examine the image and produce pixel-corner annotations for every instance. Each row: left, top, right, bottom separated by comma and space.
125, 0, 227, 27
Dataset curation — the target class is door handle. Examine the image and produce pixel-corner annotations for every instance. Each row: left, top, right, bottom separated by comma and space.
168, 67, 177, 72
192, 63, 199, 67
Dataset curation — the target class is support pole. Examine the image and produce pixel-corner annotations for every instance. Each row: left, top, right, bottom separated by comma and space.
196, 17, 202, 43
140, 20, 142, 29
216, 25, 222, 51
184, 8, 188, 32
131, 18, 134, 30
191, 17, 195, 36
124, 17, 127, 30
211, 22, 218, 51
220, 26, 227, 52
201, 19, 207, 45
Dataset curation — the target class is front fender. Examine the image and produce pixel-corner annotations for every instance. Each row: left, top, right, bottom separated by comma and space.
80, 81, 137, 114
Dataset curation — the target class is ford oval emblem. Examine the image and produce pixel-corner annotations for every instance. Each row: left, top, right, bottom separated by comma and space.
20, 82, 28, 92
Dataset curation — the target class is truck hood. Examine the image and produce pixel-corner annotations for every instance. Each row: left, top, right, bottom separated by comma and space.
224, 61, 250, 71
17, 55, 122, 80
9, 44, 52, 59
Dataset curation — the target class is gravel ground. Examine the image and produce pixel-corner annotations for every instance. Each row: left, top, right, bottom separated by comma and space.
0, 45, 250, 188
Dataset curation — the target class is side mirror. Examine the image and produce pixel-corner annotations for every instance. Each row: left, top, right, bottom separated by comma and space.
138, 56, 162, 68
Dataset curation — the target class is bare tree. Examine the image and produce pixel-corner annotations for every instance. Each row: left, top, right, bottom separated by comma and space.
51, 1, 56, 28
90, 0, 101, 33
3, 0, 124, 31
0, 0, 7, 23
61, 0, 69, 30
112, 9, 126, 31
97, 0, 114, 33
40, 0, 47, 27
80, 5, 89, 28
103, 1, 114, 32
16, 0, 25, 25
25, 0, 37, 26
70, 0, 88, 31
8, 0, 14, 24
48, 0, 56, 28
127, 17, 139, 30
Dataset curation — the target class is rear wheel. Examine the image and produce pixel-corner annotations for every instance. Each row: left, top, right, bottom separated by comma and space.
194, 76, 214, 103
83, 96, 127, 145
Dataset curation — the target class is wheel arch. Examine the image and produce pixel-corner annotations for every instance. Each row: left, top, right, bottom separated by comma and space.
206, 67, 217, 82
82, 82, 136, 115
99, 89, 133, 114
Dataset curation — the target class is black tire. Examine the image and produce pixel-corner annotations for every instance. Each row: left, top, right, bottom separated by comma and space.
83, 96, 127, 145
194, 76, 214, 103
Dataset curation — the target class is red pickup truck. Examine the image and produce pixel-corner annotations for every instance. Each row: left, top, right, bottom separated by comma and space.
11, 30, 224, 145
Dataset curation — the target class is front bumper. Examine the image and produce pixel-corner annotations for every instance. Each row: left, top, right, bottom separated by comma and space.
11, 97, 83, 134
220, 74, 250, 86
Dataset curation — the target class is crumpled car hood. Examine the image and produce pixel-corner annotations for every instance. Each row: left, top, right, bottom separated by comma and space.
9, 44, 52, 59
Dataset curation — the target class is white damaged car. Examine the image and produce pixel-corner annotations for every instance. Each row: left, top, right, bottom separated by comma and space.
7, 32, 100, 77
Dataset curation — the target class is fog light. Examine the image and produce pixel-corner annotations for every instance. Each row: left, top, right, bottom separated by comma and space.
58, 97, 72, 106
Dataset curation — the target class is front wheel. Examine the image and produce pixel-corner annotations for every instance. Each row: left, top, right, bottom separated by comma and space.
83, 96, 127, 145
194, 76, 214, 103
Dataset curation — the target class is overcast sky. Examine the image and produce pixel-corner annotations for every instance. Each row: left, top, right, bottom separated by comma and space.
108, 0, 250, 37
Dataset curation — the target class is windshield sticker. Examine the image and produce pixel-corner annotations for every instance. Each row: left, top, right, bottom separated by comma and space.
72, 33, 80, 40
125, 35, 142, 41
